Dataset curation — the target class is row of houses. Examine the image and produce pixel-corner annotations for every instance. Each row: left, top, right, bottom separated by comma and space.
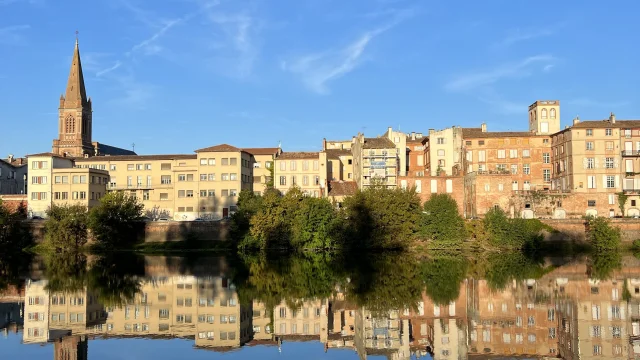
2, 37, 639, 220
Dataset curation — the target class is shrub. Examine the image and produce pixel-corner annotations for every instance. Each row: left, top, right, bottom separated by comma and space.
88, 192, 144, 248
44, 204, 89, 251
587, 217, 621, 251
632, 239, 640, 251
420, 194, 466, 244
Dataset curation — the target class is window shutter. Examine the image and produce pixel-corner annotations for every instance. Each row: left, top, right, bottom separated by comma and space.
615, 176, 620, 189
621, 306, 626, 320
602, 175, 607, 189
607, 306, 613, 321
589, 326, 594, 336
592, 305, 598, 320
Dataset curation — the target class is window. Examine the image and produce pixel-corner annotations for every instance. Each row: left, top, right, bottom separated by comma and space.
160, 175, 171, 184
31, 176, 47, 184
588, 200, 596, 207
497, 149, 506, 159
586, 129, 593, 136
290, 160, 297, 171
586, 158, 595, 169
437, 137, 445, 144
230, 173, 237, 181
543, 169, 551, 182
437, 149, 445, 156
478, 150, 486, 162
587, 176, 596, 189
221, 173, 229, 181
221, 190, 229, 196
178, 190, 186, 198
509, 149, 518, 158
606, 176, 615, 188
230, 158, 237, 166
586, 142, 594, 150
208, 190, 215, 197
511, 164, 518, 174
479, 140, 485, 145
605, 157, 614, 169
230, 189, 237, 196
200, 174, 207, 181
200, 158, 207, 165
605, 141, 614, 151
143, 190, 150, 201
280, 176, 286, 186
466, 140, 472, 146
31, 161, 48, 169
606, 128, 613, 136
528, 334, 536, 343
186, 190, 194, 197
523, 164, 530, 175
302, 160, 309, 170
541, 108, 547, 119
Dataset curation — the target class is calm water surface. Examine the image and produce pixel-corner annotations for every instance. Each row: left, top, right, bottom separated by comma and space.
1, 251, 639, 359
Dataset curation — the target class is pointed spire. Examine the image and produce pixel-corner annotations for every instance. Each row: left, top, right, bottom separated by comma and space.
64, 34, 88, 107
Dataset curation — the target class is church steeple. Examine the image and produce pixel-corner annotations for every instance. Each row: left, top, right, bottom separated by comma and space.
52, 36, 94, 158
62, 37, 88, 107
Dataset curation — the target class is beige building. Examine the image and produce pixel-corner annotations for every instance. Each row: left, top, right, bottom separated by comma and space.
426, 126, 463, 176
243, 148, 280, 195
26, 153, 108, 218
551, 114, 640, 217
383, 127, 409, 177
273, 152, 322, 196
352, 134, 399, 188
273, 299, 328, 342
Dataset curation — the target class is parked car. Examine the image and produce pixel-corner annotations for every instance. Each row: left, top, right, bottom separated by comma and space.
157, 217, 170, 222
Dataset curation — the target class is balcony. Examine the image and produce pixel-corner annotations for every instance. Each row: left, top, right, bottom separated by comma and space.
108, 183, 168, 190
476, 170, 511, 175
622, 150, 640, 157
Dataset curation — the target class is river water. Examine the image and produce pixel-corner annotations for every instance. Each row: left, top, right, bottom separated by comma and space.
1, 251, 639, 359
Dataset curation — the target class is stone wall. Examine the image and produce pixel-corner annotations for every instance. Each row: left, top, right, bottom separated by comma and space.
541, 219, 640, 243
0, 194, 27, 214
25, 220, 231, 244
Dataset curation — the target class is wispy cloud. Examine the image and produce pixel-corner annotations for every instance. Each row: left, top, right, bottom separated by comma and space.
0, 24, 29, 45
445, 55, 555, 92
206, 12, 260, 78
477, 90, 526, 115
567, 98, 630, 108
96, 61, 122, 77
283, 9, 414, 94
493, 27, 555, 48
107, 73, 156, 110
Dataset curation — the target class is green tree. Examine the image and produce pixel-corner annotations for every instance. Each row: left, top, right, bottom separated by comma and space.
421, 194, 466, 244
290, 197, 341, 249
88, 192, 144, 248
342, 185, 421, 249
587, 217, 621, 251
44, 204, 89, 251
230, 190, 265, 247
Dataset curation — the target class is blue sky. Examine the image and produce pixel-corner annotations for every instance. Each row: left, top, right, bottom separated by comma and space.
1, 0, 639, 157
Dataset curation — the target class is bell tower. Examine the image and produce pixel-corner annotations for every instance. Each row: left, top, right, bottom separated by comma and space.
52, 37, 94, 157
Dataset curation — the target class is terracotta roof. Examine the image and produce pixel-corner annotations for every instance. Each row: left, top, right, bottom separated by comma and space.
242, 147, 280, 156
277, 152, 319, 160
569, 119, 640, 129
0, 157, 27, 167
328, 181, 358, 197
74, 154, 197, 162
195, 144, 242, 153
362, 137, 395, 149
26, 152, 70, 159
324, 149, 352, 159
462, 128, 538, 139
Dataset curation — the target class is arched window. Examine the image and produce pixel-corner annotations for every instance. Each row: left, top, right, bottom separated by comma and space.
550, 108, 556, 119
65, 115, 75, 134
541, 108, 548, 119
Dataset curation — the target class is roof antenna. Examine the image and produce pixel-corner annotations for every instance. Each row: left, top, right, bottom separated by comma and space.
132, 143, 136, 152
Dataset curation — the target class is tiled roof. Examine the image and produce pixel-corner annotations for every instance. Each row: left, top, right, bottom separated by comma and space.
277, 152, 319, 160
362, 137, 395, 149
242, 147, 280, 156
328, 181, 358, 197
569, 119, 640, 129
0, 157, 27, 167
94, 143, 137, 156
462, 128, 537, 139
26, 152, 69, 159
324, 149, 352, 159
195, 144, 241, 153
74, 154, 197, 162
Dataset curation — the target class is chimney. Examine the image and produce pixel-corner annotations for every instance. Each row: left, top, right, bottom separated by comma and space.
411, 132, 416, 140
565, 125, 569, 129
416, 132, 423, 138
609, 112, 616, 124
481, 123, 487, 133
8, 154, 14, 163
322, 138, 327, 151
428, 129, 435, 136
573, 116, 580, 126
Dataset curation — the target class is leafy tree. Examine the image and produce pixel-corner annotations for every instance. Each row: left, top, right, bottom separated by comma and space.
290, 197, 341, 249
88, 192, 144, 248
44, 204, 89, 251
587, 217, 621, 251
483, 207, 511, 246
230, 190, 265, 247
43, 251, 88, 293
421, 194, 466, 244
248, 188, 291, 249
588, 250, 621, 280
342, 185, 421, 249
483, 252, 549, 290
483, 207, 547, 249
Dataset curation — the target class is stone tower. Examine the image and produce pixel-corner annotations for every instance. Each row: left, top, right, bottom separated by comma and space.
52, 38, 94, 158
528, 100, 560, 135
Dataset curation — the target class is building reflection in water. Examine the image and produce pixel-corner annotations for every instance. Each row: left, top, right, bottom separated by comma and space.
11, 255, 640, 359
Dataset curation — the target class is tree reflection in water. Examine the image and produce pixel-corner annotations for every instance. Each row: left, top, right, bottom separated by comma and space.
13, 248, 640, 360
